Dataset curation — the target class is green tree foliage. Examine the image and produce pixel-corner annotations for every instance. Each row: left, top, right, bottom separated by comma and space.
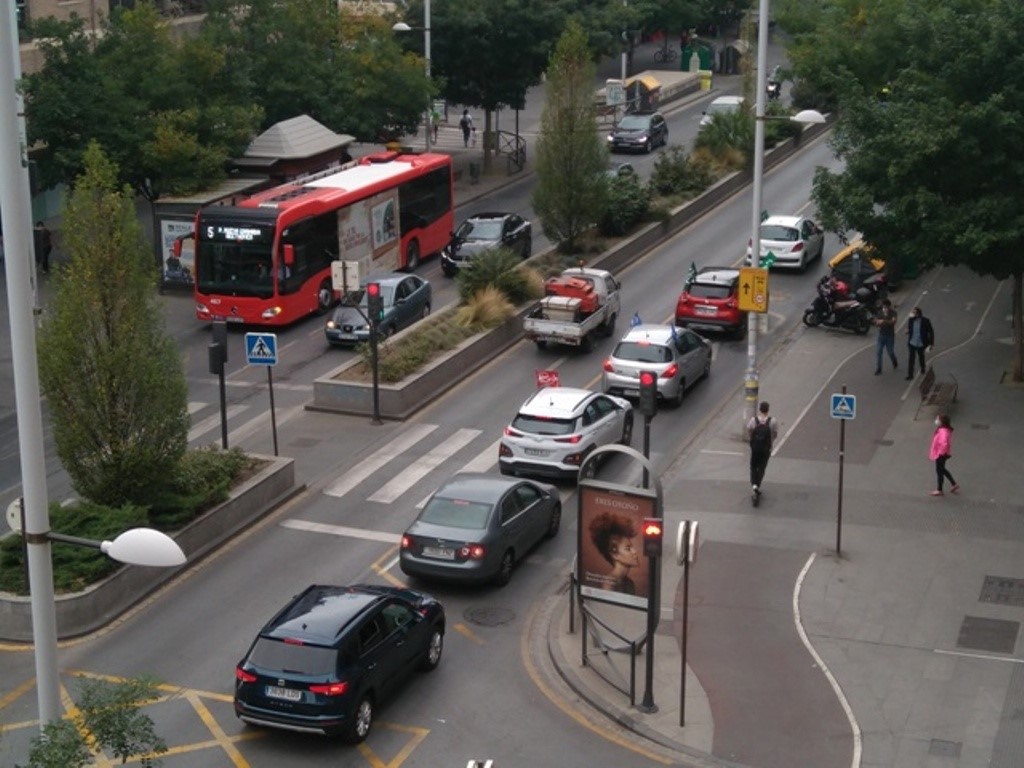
806, 0, 1024, 379
454, 249, 537, 305
532, 21, 608, 253
24, 6, 262, 196
21, 720, 91, 768
36, 145, 190, 506
598, 173, 650, 236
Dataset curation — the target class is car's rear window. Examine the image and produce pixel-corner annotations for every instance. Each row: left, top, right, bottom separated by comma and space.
249, 637, 337, 675
760, 225, 799, 242
511, 414, 576, 436
420, 498, 492, 529
689, 283, 733, 299
613, 341, 672, 364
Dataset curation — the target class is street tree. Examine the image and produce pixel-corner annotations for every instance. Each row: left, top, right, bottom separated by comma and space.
532, 20, 608, 252
36, 144, 190, 507
806, 0, 1024, 380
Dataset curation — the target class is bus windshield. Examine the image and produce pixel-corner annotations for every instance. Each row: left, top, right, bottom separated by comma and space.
196, 217, 277, 299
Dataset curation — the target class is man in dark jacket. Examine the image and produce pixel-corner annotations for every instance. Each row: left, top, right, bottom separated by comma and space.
905, 306, 935, 379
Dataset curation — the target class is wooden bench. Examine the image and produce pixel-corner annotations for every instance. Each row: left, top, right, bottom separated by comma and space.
915, 365, 958, 419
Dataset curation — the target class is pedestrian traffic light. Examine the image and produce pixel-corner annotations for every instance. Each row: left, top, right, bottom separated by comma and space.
638, 370, 658, 418
642, 517, 663, 557
366, 282, 384, 324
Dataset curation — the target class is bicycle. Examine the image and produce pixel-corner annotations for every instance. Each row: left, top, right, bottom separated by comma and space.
653, 46, 678, 64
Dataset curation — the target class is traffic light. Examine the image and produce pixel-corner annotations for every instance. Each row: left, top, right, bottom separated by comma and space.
638, 370, 658, 418
642, 517, 663, 557
366, 282, 384, 324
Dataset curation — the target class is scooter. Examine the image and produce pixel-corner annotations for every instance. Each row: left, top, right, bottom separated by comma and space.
803, 277, 873, 334
766, 79, 781, 101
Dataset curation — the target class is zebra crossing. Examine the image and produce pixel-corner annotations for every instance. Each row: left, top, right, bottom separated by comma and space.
186, 400, 305, 448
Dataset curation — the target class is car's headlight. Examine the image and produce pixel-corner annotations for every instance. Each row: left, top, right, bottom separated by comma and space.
326, 320, 337, 329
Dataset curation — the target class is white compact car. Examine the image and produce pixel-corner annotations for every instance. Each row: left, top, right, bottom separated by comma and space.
498, 387, 633, 481
745, 214, 825, 271
602, 324, 712, 407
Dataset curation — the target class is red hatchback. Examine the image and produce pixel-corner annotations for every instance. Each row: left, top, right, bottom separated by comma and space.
674, 267, 746, 338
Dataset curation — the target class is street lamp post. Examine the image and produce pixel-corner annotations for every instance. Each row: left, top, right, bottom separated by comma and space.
745, 0, 825, 424
392, 0, 432, 152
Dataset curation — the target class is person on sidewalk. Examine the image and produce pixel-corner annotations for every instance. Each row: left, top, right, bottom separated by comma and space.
746, 401, 779, 505
459, 109, 474, 148
34, 220, 52, 274
874, 298, 898, 374
929, 414, 959, 496
905, 306, 934, 380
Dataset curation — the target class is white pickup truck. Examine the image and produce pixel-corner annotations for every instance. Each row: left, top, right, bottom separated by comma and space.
523, 267, 622, 351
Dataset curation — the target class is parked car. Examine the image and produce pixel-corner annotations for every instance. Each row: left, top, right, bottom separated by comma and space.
325, 273, 431, 346
399, 473, 561, 586
602, 324, 712, 407
498, 387, 633, 480
441, 212, 532, 276
607, 111, 668, 154
745, 214, 825, 271
675, 266, 746, 338
699, 95, 744, 128
233, 583, 445, 743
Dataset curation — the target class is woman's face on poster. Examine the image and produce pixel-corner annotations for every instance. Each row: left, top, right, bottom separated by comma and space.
610, 535, 639, 567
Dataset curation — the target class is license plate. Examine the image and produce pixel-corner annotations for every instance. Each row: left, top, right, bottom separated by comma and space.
695, 305, 716, 315
524, 447, 549, 457
624, 388, 639, 397
422, 546, 455, 560
266, 686, 301, 702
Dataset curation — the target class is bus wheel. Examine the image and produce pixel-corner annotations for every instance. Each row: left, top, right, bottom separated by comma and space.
405, 240, 421, 271
316, 279, 333, 315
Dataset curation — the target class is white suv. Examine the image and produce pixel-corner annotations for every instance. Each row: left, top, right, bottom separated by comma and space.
498, 387, 633, 481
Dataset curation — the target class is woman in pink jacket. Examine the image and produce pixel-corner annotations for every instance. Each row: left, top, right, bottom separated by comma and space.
929, 414, 959, 496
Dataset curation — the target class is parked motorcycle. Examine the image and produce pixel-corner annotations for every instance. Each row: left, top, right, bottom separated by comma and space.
766, 80, 781, 101
803, 276, 873, 334
823, 272, 888, 313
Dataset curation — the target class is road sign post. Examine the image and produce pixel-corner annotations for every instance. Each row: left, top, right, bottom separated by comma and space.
830, 387, 856, 555
245, 333, 280, 456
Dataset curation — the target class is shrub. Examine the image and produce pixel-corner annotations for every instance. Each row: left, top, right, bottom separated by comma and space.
649, 146, 718, 198
598, 173, 651, 236
148, 446, 255, 529
455, 285, 516, 328
693, 109, 754, 170
454, 248, 540, 305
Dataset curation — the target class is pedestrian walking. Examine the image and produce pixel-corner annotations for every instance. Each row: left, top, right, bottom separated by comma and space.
34, 220, 52, 274
874, 298, 898, 374
746, 401, 779, 506
928, 414, 959, 496
459, 109, 474, 147
905, 306, 934, 380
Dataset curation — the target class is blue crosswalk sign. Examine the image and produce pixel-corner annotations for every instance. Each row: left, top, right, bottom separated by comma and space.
245, 333, 278, 366
830, 393, 856, 420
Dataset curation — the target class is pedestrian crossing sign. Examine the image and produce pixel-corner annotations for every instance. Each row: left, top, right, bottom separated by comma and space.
830, 393, 856, 419
245, 333, 278, 366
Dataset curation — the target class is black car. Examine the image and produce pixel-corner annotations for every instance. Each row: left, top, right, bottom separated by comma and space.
607, 111, 668, 154
441, 212, 532, 276
234, 584, 445, 743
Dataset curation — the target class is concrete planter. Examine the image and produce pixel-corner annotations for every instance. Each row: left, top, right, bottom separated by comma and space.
0, 455, 299, 642
308, 119, 830, 421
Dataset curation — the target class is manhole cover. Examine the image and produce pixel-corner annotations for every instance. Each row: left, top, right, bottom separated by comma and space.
464, 607, 515, 627
929, 739, 962, 757
957, 616, 1019, 654
980, 576, 1024, 607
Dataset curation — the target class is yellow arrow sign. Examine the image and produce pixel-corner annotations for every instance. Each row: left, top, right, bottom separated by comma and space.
738, 267, 769, 313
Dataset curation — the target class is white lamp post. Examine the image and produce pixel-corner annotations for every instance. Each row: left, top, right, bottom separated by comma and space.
392, 0, 432, 152
745, 0, 825, 424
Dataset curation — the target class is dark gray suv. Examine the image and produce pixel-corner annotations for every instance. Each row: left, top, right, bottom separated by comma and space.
607, 111, 668, 154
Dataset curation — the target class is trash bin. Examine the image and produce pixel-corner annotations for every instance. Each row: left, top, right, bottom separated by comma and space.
469, 161, 481, 185
699, 70, 712, 91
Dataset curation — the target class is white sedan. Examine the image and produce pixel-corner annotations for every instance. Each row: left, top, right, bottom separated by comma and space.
745, 215, 825, 271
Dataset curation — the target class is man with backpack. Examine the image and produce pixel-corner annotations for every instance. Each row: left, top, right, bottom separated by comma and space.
459, 109, 473, 147
746, 401, 779, 506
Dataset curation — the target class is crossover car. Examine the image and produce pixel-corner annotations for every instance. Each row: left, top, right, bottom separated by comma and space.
498, 387, 633, 480
441, 212, 532, 276
675, 266, 746, 337
233, 583, 445, 743
399, 473, 561, 586
699, 95, 744, 128
325, 273, 431, 346
745, 214, 825, 271
607, 111, 668, 154
602, 324, 712, 407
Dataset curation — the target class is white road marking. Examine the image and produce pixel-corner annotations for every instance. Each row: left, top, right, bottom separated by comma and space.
323, 423, 437, 498
228, 405, 304, 445
188, 404, 248, 443
369, 428, 481, 503
280, 519, 401, 544
415, 437, 503, 508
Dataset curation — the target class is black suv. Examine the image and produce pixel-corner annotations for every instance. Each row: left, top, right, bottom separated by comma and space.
607, 111, 668, 154
234, 584, 445, 743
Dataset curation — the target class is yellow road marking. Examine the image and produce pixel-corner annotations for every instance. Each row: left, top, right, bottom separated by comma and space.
357, 722, 431, 768
184, 689, 252, 767
0, 677, 35, 708
453, 622, 485, 645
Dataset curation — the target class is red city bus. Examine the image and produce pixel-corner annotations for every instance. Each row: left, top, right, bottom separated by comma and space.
192, 151, 454, 326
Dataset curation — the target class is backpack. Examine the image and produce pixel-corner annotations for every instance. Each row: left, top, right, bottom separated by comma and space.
750, 417, 772, 452
460, 115, 470, 130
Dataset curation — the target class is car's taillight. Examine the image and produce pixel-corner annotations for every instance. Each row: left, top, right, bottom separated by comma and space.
401, 534, 413, 550
503, 426, 523, 437
498, 443, 512, 458
460, 544, 486, 559
554, 434, 583, 444
793, 242, 804, 251
235, 667, 257, 683
678, 294, 690, 305
661, 363, 679, 379
603, 358, 614, 372
726, 298, 738, 308
309, 681, 348, 696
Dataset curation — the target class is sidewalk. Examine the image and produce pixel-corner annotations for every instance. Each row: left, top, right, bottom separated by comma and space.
540, 266, 1024, 767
